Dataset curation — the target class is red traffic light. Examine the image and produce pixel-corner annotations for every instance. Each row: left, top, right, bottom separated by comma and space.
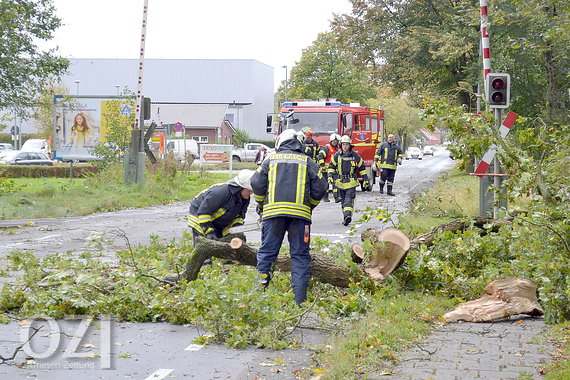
491, 78, 505, 89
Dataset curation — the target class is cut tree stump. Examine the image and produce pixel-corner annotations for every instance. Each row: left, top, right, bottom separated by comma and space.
443, 277, 544, 322
351, 228, 411, 282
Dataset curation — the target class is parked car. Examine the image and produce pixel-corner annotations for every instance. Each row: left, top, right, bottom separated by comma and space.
405, 146, 423, 160
21, 139, 50, 155
0, 143, 14, 151
0, 150, 54, 166
232, 143, 273, 162
422, 146, 435, 156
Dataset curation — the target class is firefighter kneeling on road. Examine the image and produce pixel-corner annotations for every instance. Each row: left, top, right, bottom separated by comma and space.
374, 134, 403, 196
317, 133, 341, 202
187, 169, 255, 245
329, 135, 370, 226
251, 128, 327, 305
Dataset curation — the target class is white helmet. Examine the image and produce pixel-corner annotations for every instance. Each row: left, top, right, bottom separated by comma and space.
233, 169, 255, 190
276, 128, 298, 150
295, 131, 305, 143
340, 135, 352, 145
329, 133, 341, 143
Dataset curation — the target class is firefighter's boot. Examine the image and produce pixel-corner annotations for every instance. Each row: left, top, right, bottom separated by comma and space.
379, 183, 384, 194
387, 184, 395, 196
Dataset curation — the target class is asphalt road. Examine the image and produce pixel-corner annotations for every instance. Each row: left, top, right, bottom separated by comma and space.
0, 148, 455, 379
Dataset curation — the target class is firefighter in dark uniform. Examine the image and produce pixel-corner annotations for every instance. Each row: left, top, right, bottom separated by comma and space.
251, 128, 327, 305
187, 169, 255, 244
329, 135, 370, 226
301, 128, 320, 161
374, 134, 404, 196
316, 133, 341, 202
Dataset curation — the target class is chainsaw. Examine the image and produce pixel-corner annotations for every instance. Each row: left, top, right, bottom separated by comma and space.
228, 220, 262, 234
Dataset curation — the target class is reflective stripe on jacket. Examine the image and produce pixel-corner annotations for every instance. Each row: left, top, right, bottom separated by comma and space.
328, 150, 369, 190
187, 182, 249, 236
302, 140, 320, 161
251, 139, 327, 222
374, 141, 403, 170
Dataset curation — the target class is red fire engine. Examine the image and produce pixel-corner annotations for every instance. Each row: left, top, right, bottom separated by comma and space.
266, 99, 385, 188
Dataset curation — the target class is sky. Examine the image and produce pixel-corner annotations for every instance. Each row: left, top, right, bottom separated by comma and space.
42, 0, 354, 91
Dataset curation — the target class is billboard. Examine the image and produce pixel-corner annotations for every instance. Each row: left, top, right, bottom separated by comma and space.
53, 96, 134, 161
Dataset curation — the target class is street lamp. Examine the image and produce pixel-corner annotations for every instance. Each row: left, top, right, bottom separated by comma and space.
115, 84, 120, 96
281, 65, 288, 101
74, 80, 80, 95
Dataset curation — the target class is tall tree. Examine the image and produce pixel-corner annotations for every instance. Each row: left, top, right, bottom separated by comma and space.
285, 32, 375, 104
332, 0, 570, 121
0, 0, 69, 117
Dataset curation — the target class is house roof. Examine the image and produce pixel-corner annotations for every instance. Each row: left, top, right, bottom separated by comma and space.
151, 103, 229, 128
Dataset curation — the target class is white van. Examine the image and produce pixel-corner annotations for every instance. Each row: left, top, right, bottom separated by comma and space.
21, 139, 50, 155
165, 139, 199, 162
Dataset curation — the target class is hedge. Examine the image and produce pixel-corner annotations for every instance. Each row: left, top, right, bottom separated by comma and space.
0, 164, 99, 178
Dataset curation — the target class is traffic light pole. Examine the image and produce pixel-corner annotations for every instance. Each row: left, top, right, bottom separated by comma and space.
493, 108, 502, 218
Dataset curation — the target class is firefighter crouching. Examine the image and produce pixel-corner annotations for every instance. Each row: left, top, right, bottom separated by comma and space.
251, 128, 327, 305
373, 134, 404, 196
317, 133, 341, 202
187, 169, 255, 245
329, 135, 370, 226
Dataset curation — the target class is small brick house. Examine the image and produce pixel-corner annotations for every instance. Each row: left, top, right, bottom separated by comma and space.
151, 103, 237, 145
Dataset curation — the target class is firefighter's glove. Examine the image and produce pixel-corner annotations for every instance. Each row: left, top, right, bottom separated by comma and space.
397, 157, 403, 165
205, 232, 218, 241
256, 203, 263, 216
363, 180, 370, 189
327, 176, 334, 185
372, 162, 378, 172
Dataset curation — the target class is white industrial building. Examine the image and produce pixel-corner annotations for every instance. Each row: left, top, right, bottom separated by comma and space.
13, 58, 275, 140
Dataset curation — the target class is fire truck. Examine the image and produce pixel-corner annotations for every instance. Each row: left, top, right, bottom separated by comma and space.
266, 99, 385, 190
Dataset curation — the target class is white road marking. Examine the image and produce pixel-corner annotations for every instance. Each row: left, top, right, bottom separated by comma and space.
145, 368, 173, 380
184, 343, 204, 351
35, 234, 60, 241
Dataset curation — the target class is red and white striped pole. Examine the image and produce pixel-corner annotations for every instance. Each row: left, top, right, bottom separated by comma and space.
480, 0, 491, 79
134, 0, 149, 130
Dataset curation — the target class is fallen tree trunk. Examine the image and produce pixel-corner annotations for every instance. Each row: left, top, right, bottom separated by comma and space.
409, 215, 516, 251
179, 216, 517, 288
184, 236, 361, 287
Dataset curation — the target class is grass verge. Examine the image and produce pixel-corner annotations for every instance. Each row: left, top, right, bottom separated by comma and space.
307, 292, 454, 379
0, 163, 229, 220
544, 321, 570, 380
398, 167, 479, 236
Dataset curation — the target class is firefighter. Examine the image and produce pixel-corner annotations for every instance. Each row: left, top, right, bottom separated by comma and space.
187, 169, 255, 245
301, 127, 320, 161
317, 133, 341, 202
329, 135, 370, 226
251, 128, 327, 305
374, 134, 404, 196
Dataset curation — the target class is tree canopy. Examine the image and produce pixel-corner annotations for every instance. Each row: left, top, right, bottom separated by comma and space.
330, 0, 569, 121
284, 32, 375, 104
0, 0, 69, 118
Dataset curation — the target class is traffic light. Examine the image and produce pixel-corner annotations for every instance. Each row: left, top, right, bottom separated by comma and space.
143, 97, 151, 120
486, 73, 510, 109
